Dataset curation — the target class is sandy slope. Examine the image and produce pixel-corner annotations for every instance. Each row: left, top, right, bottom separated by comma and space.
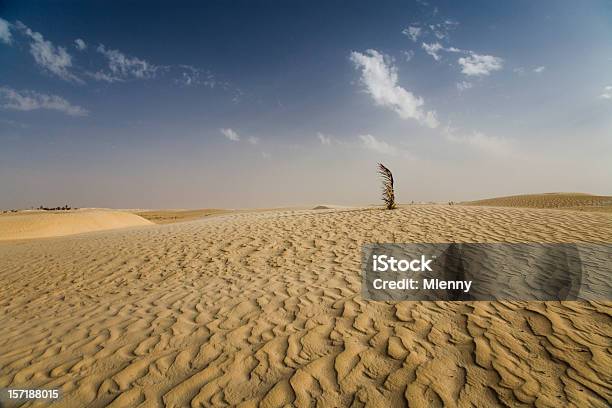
465, 193, 612, 213
0, 206, 611, 407
0, 210, 153, 241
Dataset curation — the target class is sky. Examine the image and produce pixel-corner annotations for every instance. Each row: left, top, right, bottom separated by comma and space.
0, 0, 611, 209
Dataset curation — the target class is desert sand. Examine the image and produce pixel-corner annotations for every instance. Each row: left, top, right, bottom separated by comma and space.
465, 193, 612, 213
0, 205, 611, 407
133, 207, 346, 225
134, 209, 236, 225
0, 210, 153, 241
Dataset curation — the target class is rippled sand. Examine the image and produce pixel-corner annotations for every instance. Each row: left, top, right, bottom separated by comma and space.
1, 206, 611, 407
465, 192, 612, 213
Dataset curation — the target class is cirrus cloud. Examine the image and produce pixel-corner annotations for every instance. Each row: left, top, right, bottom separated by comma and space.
456, 81, 472, 91
15, 21, 82, 83
4, 19, 229, 93
402, 26, 422, 42
96, 44, 159, 80
0, 86, 88, 116
174, 65, 216, 88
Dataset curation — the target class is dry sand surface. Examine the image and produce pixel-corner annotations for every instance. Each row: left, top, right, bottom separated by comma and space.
134, 210, 236, 225
1, 205, 611, 407
465, 193, 612, 213
0, 210, 153, 241
133, 207, 346, 225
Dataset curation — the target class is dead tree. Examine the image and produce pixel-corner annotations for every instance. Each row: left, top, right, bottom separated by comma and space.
378, 163, 396, 210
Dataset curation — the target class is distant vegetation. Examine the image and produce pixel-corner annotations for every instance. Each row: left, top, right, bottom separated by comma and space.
37, 205, 76, 211
1, 205, 77, 214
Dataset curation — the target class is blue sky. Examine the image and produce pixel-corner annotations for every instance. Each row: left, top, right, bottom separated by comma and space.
1, 0, 611, 208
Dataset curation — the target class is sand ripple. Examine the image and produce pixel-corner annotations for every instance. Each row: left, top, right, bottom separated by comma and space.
0, 206, 610, 407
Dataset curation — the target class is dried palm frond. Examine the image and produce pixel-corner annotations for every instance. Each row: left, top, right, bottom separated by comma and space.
378, 163, 396, 210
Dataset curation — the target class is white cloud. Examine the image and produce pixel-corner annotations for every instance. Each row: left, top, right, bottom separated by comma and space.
317, 132, 332, 145
533, 66, 546, 73
458, 52, 503, 76
261, 151, 271, 159
421, 42, 462, 62
219, 128, 262, 145
601, 85, 612, 99
74, 38, 87, 51
86, 70, 123, 83
402, 50, 415, 62
5, 21, 223, 92
0, 18, 12, 45
430, 25, 444, 39
445, 128, 511, 156
0, 86, 88, 116
15, 21, 82, 83
358, 134, 398, 156
429, 20, 459, 40
96, 44, 158, 80
446, 46, 462, 53
92, 51, 218, 88
220, 128, 240, 141
405, 21, 457, 43
402, 26, 422, 42
247, 136, 260, 145
456, 81, 472, 91
422, 42, 443, 61
350, 49, 438, 128
175, 65, 216, 88
421, 42, 465, 61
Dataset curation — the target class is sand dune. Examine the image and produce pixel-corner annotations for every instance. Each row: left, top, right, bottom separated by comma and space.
0, 210, 153, 241
0, 206, 611, 407
465, 192, 612, 213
